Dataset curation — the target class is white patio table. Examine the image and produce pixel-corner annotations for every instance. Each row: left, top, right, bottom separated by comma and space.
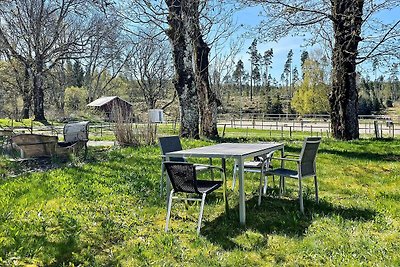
165, 142, 284, 225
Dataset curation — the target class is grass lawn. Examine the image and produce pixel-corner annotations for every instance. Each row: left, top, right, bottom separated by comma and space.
1, 136, 400, 266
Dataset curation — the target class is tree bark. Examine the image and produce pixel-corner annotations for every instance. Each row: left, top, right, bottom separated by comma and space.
329, 0, 363, 140
33, 59, 47, 122
21, 65, 32, 119
166, 0, 200, 138
186, 0, 219, 138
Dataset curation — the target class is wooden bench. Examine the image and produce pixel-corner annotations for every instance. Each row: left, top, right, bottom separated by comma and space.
10, 121, 90, 159
11, 134, 58, 158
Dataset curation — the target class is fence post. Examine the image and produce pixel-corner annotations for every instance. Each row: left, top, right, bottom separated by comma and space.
289, 126, 292, 138
281, 126, 283, 138
261, 115, 264, 130
374, 120, 379, 139
393, 123, 395, 138
311, 125, 313, 137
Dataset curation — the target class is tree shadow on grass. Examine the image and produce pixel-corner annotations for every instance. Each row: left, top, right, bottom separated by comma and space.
318, 147, 400, 162
201, 194, 377, 251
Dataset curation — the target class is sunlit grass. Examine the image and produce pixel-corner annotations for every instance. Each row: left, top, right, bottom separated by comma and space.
1, 137, 400, 266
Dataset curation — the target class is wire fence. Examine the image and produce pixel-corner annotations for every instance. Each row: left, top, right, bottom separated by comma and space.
1, 113, 399, 141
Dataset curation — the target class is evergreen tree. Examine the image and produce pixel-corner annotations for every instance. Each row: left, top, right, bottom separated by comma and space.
232, 60, 245, 96
247, 39, 260, 101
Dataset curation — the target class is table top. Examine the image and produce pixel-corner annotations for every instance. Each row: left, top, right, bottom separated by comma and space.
166, 142, 284, 159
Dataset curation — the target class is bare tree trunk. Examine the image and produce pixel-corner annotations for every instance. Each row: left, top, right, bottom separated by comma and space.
33, 59, 47, 122
329, 0, 363, 140
187, 0, 219, 138
166, 0, 199, 138
21, 65, 32, 119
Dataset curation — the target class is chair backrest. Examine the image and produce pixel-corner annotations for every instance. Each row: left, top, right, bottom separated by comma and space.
63, 121, 89, 143
158, 136, 185, 162
254, 151, 275, 168
299, 137, 321, 177
164, 162, 198, 194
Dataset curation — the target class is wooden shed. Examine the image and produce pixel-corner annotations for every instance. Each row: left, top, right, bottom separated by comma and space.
87, 96, 133, 121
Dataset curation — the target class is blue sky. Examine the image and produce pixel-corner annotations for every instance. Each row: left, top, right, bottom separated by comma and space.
230, 4, 400, 80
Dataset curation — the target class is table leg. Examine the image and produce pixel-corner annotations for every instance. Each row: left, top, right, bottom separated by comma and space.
222, 158, 229, 213
238, 157, 245, 225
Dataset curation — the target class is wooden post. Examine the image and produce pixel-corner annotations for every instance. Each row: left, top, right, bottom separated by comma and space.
261, 116, 264, 130
281, 126, 283, 138
393, 123, 395, 138
374, 120, 379, 139
310, 125, 313, 137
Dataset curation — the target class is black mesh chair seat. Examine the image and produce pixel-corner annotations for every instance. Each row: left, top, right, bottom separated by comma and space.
196, 180, 222, 194
164, 161, 227, 235
267, 168, 298, 178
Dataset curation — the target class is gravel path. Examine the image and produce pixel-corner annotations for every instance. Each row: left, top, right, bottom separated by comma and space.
87, 141, 115, 147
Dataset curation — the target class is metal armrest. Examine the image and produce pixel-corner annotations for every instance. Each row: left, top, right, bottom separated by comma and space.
283, 153, 299, 158
194, 164, 224, 172
161, 155, 188, 161
271, 157, 300, 162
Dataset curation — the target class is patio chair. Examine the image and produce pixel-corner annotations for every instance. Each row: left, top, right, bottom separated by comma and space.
158, 136, 213, 196
232, 151, 275, 205
266, 137, 321, 213
164, 161, 226, 235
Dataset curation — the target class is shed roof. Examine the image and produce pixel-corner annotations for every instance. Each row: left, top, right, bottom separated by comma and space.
87, 96, 133, 107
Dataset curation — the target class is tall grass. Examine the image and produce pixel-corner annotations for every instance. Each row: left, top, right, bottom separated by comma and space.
0, 137, 400, 266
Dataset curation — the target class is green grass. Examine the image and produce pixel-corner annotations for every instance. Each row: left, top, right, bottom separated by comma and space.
1, 137, 400, 266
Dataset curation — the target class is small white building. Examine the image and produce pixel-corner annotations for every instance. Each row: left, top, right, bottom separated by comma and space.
148, 109, 164, 123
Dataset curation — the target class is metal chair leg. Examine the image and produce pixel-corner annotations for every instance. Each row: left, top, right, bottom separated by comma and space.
160, 161, 165, 196
197, 193, 207, 235
314, 175, 319, 203
298, 178, 304, 214
263, 176, 268, 195
232, 164, 237, 190
258, 171, 263, 206
165, 189, 174, 232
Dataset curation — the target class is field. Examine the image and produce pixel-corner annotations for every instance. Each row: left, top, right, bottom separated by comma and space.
1, 134, 400, 266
